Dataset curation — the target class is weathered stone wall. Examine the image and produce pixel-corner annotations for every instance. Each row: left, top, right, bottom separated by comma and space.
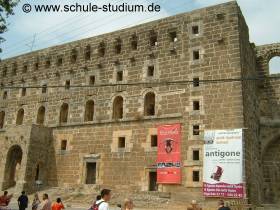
0, 1, 271, 207
255, 43, 280, 204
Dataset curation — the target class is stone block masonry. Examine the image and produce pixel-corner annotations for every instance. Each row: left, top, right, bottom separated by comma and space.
0, 1, 279, 208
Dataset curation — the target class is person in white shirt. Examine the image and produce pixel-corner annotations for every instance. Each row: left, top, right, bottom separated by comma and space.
95, 189, 111, 210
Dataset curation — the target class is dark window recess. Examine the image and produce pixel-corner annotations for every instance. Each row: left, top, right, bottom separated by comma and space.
59, 103, 69, 123
45, 60, 51, 68
193, 101, 200, 110
151, 135, 158, 147
192, 26, 199, 35
34, 62, 39, 70
35, 165, 40, 181
23, 65, 28, 73
193, 150, 200, 161
193, 171, 200, 182
193, 125, 200, 136
150, 31, 158, 47
169, 31, 177, 42
71, 50, 78, 63
3, 91, 7, 100
57, 58, 63, 66
89, 76, 95, 85
85, 45, 91, 60
12, 63, 17, 75
193, 50, 200, 60
149, 172, 158, 191
2, 67, 7, 77
118, 137, 126, 148
61, 140, 67, 150
21, 88, 26, 97
147, 66, 155, 77
113, 96, 123, 120
65, 80, 70, 90
117, 71, 123, 82
131, 35, 138, 50
144, 92, 155, 116
84, 100, 94, 122
115, 38, 122, 54
193, 78, 200, 87
42, 85, 47, 93
16, 109, 24, 125
85, 162, 96, 184
98, 42, 105, 57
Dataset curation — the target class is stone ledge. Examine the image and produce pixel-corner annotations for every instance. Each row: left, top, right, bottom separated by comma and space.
51, 113, 183, 128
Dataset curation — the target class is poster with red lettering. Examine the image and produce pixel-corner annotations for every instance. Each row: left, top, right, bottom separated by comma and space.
157, 123, 181, 184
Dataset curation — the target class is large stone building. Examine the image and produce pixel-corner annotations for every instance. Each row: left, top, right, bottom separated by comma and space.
0, 1, 279, 208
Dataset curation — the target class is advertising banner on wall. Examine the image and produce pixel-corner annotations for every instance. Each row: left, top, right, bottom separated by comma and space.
203, 129, 244, 198
157, 124, 181, 184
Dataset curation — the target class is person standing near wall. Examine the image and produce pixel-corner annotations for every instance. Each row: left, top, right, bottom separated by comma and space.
39, 194, 51, 210
122, 199, 134, 210
218, 200, 231, 210
95, 189, 111, 210
17, 191, 28, 210
32, 193, 41, 210
51, 198, 64, 210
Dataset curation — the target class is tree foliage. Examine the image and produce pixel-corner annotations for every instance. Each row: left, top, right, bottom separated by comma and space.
0, 0, 19, 53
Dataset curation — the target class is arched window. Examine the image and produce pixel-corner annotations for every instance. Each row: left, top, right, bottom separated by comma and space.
16, 108, 24, 125
269, 56, 280, 74
144, 92, 155, 116
113, 96, 123, 120
84, 100, 94, 122
36, 106, 46, 125
59, 103, 69, 123
0, 111, 5, 129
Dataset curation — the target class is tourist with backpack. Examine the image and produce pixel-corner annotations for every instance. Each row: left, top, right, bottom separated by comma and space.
92, 189, 111, 210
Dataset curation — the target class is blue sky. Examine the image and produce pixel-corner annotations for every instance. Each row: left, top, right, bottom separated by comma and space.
1, 0, 280, 73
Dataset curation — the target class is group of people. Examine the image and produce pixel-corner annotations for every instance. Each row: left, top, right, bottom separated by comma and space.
0, 191, 65, 210
0, 189, 231, 210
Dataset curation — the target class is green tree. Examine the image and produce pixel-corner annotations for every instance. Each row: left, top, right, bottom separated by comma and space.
0, 0, 19, 53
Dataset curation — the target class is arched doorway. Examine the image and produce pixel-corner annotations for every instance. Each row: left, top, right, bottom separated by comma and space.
263, 138, 280, 204
3, 145, 23, 189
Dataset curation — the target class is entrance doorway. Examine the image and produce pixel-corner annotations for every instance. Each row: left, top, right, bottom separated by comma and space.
85, 162, 96, 184
3, 145, 23, 189
149, 171, 158, 191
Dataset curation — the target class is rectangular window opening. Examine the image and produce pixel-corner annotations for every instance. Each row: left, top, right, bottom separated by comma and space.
193, 125, 200, 136
193, 171, 200, 182
61, 140, 67, 151
151, 135, 158, 147
117, 71, 123, 82
193, 150, 200, 161
118, 137, 126, 148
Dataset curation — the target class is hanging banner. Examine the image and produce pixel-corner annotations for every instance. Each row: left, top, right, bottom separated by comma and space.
203, 129, 244, 198
157, 124, 181, 184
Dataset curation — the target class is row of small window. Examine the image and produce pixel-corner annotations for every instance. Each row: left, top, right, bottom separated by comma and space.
0, 93, 157, 128
1, 26, 202, 76
1, 77, 201, 100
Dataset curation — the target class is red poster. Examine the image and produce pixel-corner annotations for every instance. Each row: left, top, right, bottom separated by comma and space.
157, 124, 181, 184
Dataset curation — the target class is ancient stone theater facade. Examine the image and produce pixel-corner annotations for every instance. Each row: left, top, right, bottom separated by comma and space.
0, 1, 279, 207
